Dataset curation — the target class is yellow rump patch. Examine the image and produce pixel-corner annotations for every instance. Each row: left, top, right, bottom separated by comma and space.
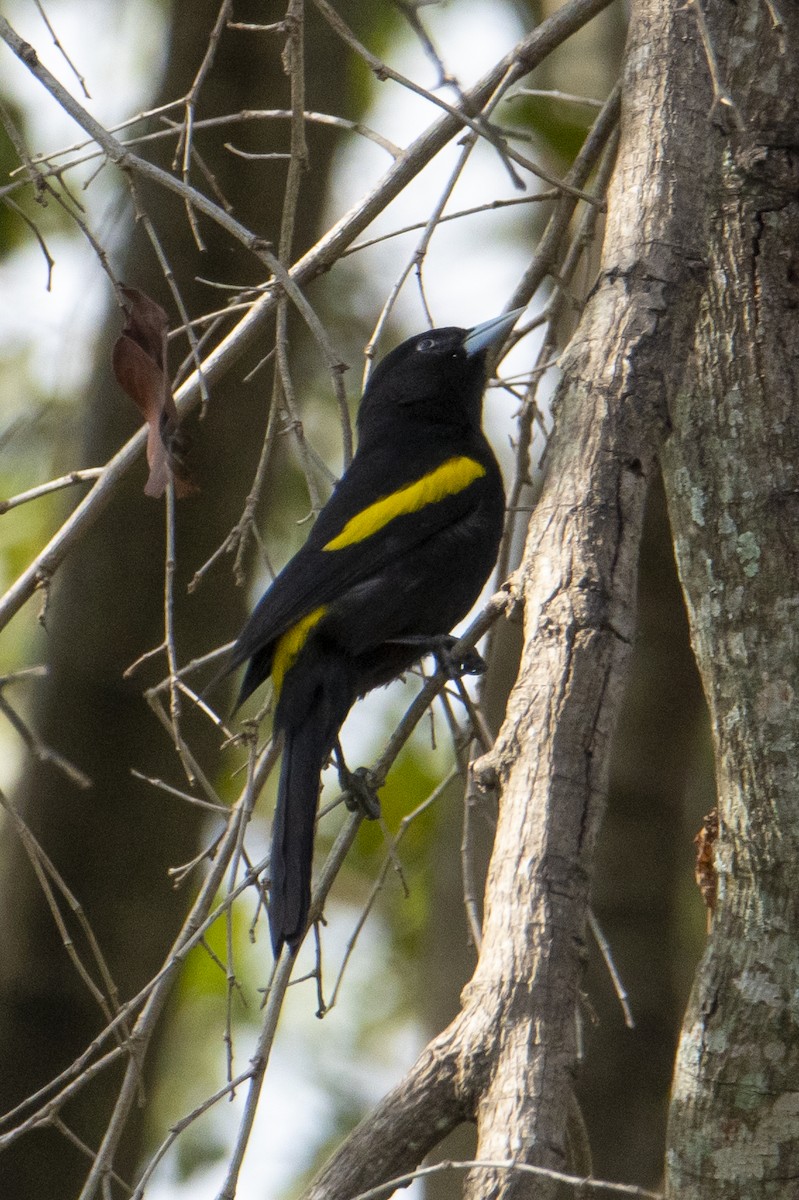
323, 456, 485, 552
272, 606, 327, 700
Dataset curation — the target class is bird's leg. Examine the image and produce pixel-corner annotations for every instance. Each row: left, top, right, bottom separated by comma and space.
334, 741, 381, 819
386, 633, 487, 679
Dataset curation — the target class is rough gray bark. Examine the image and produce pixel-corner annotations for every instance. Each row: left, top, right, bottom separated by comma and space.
306, 2, 715, 1197
577, 478, 713, 1190
452, 1, 710, 1191
662, 3, 799, 1195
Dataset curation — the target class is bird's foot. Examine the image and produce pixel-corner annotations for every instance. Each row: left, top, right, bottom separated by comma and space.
436, 638, 486, 680
388, 633, 486, 679
336, 749, 381, 819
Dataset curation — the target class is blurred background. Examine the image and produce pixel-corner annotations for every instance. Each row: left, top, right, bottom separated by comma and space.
0, 1, 715, 1196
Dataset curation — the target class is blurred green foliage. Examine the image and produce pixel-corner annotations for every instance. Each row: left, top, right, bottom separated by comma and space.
506, 92, 594, 164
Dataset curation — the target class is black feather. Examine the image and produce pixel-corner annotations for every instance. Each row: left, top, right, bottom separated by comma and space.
227, 312, 521, 954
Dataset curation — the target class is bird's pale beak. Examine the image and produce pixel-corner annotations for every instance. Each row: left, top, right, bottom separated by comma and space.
462, 307, 525, 357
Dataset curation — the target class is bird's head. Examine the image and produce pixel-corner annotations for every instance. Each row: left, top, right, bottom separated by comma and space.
357, 309, 523, 439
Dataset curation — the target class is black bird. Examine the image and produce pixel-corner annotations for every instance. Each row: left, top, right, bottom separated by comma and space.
229, 310, 522, 956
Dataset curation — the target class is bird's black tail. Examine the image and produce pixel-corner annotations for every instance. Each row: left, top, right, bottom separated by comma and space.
269, 660, 353, 957
269, 719, 327, 955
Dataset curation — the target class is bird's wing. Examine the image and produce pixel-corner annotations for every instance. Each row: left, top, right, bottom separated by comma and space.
229, 445, 495, 670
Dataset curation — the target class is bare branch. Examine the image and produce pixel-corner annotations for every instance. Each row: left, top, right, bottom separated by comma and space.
347, 1157, 663, 1200
0, 0, 614, 637
0, 469, 103, 514
33, 0, 90, 97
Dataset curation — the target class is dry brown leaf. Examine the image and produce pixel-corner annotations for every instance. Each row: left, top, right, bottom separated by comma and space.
112, 286, 198, 498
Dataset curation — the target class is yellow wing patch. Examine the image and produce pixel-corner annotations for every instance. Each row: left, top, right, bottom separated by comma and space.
323, 456, 486, 552
272, 606, 327, 700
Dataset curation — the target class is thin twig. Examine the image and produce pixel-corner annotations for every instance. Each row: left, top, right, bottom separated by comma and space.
312, 0, 601, 203
130, 769, 228, 814
0, 791, 125, 1032
345, 1156, 664, 1200
461, 767, 487, 950
326, 768, 460, 1011
174, 0, 233, 246
341, 192, 557, 259
0, 108, 400, 196
1, 196, 55, 288
587, 909, 635, 1030
0, 693, 91, 788
509, 87, 604, 107
0, 90, 48, 197
129, 1068, 254, 1200
0, 0, 614, 635
490, 86, 621, 599
33, 0, 90, 97
760, 0, 786, 51
0, 469, 103, 514
161, 480, 196, 784
688, 0, 743, 127
129, 179, 210, 412
0, 1046, 127, 1149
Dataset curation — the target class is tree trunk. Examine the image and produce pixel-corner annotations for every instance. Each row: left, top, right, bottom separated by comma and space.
460, 3, 711, 1193
306, 3, 715, 1197
577, 476, 713, 1191
662, 3, 799, 1195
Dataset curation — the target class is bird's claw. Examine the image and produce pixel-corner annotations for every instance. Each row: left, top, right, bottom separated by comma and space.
437, 641, 486, 679
340, 764, 381, 819
386, 633, 486, 679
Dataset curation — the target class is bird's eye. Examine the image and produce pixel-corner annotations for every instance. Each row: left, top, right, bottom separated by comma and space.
416, 337, 436, 352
